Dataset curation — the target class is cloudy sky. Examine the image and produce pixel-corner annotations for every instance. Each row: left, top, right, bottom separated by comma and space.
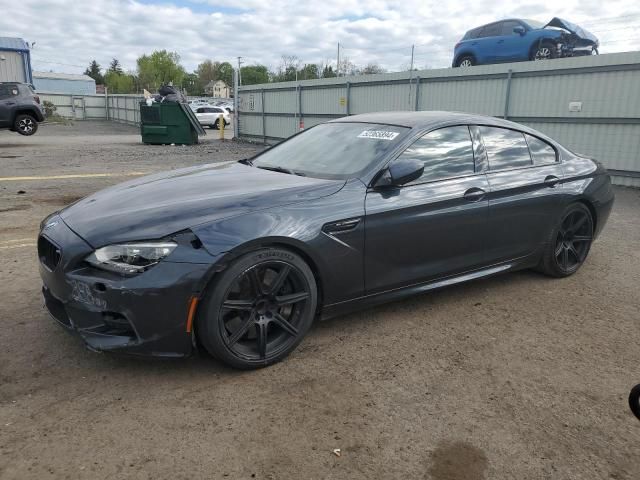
3, 0, 640, 76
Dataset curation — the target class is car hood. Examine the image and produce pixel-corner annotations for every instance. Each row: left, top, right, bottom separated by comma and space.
60, 162, 344, 247
544, 17, 599, 46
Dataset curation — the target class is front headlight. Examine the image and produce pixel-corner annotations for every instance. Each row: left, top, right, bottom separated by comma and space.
85, 242, 177, 274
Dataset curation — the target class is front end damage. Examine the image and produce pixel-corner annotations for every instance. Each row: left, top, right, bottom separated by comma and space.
545, 17, 600, 57
38, 216, 217, 357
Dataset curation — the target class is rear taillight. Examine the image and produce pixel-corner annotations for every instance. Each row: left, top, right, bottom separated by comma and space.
33, 95, 40, 104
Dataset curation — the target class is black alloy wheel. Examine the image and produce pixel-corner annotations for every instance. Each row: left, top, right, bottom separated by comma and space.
197, 248, 317, 369
538, 203, 593, 277
629, 384, 640, 420
15, 114, 38, 136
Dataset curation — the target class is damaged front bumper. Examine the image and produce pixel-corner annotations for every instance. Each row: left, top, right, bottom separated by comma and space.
38, 216, 215, 357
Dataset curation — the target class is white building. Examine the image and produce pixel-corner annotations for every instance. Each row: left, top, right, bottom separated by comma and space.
205, 80, 231, 98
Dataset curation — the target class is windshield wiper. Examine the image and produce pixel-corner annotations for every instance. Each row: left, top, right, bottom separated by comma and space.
238, 158, 253, 166
257, 165, 305, 176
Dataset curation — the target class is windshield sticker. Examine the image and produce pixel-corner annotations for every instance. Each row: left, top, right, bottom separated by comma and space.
358, 130, 399, 140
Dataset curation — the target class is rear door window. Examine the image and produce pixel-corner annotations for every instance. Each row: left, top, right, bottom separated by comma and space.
525, 134, 557, 165
479, 126, 532, 170
482, 23, 502, 38
397, 126, 476, 184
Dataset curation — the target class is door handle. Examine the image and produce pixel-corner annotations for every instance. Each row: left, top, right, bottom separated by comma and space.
544, 175, 560, 187
463, 187, 486, 202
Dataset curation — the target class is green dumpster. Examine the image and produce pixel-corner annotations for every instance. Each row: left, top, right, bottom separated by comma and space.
139, 101, 206, 145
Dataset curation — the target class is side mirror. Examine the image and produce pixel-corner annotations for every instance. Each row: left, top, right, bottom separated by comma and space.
513, 26, 525, 36
374, 158, 424, 188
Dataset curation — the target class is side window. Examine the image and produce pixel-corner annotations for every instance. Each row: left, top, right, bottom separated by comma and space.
196, 108, 204, 113
397, 126, 476, 184
501, 21, 520, 36
479, 126, 532, 170
482, 23, 502, 38
525, 134, 557, 165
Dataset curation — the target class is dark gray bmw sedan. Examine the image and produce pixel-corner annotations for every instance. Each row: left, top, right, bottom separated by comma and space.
38, 111, 614, 369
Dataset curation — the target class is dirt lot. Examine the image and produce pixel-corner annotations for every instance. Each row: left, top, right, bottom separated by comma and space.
1, 121, 639, 480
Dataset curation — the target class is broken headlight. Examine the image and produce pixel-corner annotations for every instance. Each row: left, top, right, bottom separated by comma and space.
85, 242, 177, 274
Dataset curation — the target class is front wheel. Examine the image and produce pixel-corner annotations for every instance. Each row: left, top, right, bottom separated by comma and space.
533, 42, 557, 61
629, 384, 640, 420
14, 114, 38, 136
197, 248, 318, 369
538, 203, 594, 277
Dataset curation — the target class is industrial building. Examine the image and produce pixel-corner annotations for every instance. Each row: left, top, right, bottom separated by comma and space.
0, 37, 33, 84
33, 71, 96, 95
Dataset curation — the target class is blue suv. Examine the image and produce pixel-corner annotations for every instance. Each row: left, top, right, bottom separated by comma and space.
453, 18, 599, 67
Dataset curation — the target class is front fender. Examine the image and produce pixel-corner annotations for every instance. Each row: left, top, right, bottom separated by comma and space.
191, 179, 367, 306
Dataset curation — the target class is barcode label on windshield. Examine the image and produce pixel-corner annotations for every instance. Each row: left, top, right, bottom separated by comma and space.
358, 130, 399, 140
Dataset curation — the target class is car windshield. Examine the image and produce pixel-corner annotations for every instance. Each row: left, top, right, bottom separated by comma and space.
251, 122, 409, 179
523, 19, 545, 29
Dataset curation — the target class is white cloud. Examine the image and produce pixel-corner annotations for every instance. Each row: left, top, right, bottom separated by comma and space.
2, 0, 639, 76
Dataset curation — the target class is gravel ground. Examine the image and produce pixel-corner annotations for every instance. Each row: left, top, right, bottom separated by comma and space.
1, 121, 639, 480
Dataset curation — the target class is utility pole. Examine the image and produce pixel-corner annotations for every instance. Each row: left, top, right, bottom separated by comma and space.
408, 44, 415, 109
233, 66, 239, 139
237, 56, 243, 86
336, 42, 340, 77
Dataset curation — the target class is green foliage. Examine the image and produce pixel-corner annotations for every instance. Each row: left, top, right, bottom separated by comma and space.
42, 100, 56, 117
298, 64, 319, 80
216, 62, 234, 87
105, 70, 136, 93
240, 65, 269, 85
109, 58, 123, 74
84, 60, 104, 84
321, 65, 337, 78
137, 50, 186, 92
183, 72, 203, 96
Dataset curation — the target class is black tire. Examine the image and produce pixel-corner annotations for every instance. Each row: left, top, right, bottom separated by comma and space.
455, 55, 475, 67
197, 247, 318, 369
14, 114, 38, 136
538, 203, 594, 278
532, 41, 557, 61
629, 384, 640, 420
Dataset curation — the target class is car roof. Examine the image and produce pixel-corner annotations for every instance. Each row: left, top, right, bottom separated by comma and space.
329, 110, 528, 131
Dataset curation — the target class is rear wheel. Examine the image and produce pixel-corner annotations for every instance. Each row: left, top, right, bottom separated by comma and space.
14, 114, 38, 136
456, 55, 475, 67
197, 248, 317, 369
538, 203, 594, 277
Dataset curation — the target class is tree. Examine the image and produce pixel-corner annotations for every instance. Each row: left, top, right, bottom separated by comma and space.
240, 65, 269, 85
321, 65, 337, 78
84, 60, 104, 85
183, 72, 203, 96
359, 63, 386, 75
272, 55, 301, 82
109, 58, 123, 74
196, 60, 216, 90
137, 50, 186, 91
216, 62, 233, 87
298, 63, 319, 80
337, 57, 357, 76
104, 70, 136, 93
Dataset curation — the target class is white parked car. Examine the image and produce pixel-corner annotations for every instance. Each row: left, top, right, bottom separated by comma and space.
194, 106, 230, 129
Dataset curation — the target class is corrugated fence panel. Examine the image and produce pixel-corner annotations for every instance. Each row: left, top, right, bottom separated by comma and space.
302, 86, 347, 115
351, 83, 411, 113
237, 52, 640, 186
82, 95, 107, 119
40, 93, 74, 118
421, 78, 505, 116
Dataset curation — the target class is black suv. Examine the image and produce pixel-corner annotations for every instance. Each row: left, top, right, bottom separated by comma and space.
0, 82, 45, 136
